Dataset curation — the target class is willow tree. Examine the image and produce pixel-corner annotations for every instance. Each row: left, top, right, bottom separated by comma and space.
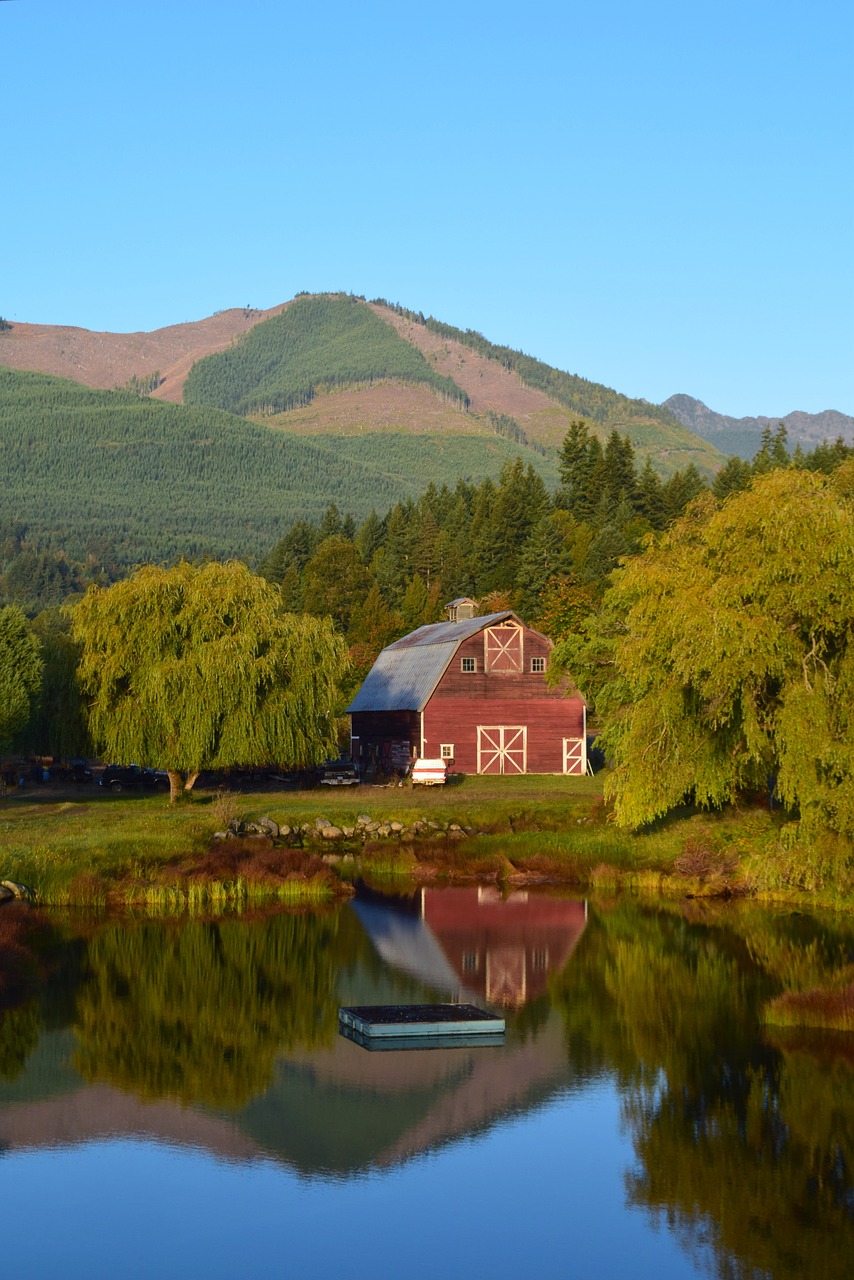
556, 465, 854, 833
0, 606, 43, 751
71, 561, 348, 801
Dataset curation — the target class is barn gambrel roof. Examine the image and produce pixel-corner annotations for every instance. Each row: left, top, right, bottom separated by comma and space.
346, 611, 518, 714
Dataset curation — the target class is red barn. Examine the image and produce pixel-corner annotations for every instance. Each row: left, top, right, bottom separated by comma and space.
347, 610, 587, 775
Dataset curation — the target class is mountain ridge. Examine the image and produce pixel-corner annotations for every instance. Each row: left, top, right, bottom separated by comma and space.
1, 293, 723, 476
665, 394, 854, 460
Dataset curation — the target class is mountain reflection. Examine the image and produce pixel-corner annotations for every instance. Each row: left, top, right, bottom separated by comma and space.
0, 893, 852, 1278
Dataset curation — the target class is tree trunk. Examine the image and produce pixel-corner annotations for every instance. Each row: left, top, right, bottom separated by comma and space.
167, 770, 184, 804
184, 771, 201, 792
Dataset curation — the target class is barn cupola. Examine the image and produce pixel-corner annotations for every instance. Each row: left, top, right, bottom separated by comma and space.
445, 597, 478, 622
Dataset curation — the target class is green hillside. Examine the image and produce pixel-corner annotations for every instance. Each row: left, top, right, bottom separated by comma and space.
0, 367, 552, 566
184, 293, 469, 415
417, 310, 686, 429
182, 293, 723, 476
411, 309, 725, 473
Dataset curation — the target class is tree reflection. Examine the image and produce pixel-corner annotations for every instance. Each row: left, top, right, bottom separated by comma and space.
73, 910, 359, 1109
0, 1002, 41, 1082
551, 902, 854, 1278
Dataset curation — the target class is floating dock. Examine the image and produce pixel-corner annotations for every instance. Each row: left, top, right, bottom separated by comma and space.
339, 1004, 505, 1050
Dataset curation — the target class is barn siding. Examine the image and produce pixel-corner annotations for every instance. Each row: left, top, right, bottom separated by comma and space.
422, 629, 584, 775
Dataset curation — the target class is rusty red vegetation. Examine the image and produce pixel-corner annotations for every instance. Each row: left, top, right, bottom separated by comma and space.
766, 982, 854, 1033
167, 837, 341, 892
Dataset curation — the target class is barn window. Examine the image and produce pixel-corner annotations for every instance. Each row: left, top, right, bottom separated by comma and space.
461, 657, 476, 672
440, 744, 454, 759
462, 950, 479, 972
531, 656, 546, 673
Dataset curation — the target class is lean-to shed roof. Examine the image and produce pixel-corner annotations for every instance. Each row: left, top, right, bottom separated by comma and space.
346, 612, 515, 714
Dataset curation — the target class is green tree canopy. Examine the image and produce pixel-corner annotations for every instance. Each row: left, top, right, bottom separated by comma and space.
0, 605, 43, 752
71, 561, 348, 800
556, 466, 854, 833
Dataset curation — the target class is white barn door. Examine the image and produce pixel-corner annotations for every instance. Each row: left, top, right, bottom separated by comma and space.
478, 726, 527, 774
563, 737, 587, 776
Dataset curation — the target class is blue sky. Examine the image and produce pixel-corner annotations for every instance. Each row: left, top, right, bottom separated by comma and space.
2, 0, 852, 416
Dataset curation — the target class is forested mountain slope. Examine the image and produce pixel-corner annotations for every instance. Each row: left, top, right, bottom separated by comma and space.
183, 294, 468, 415
0, 367, 553, 566
187, 294, 724, 477
1, 292, 726, 479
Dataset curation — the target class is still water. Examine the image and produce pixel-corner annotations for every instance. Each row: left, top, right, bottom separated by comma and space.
0, 887, 852, 1279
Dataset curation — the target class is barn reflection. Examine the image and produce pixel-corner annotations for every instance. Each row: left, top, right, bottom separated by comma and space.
353, 885, 587, 1007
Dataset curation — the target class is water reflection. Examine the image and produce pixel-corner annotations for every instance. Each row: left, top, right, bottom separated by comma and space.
0, 893, 852, 1278
354, 884, 587, 1007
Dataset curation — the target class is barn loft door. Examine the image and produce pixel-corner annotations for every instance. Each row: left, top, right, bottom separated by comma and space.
484, 624, 523, 673
563, 737, 587, 776
478, 726, 527, 774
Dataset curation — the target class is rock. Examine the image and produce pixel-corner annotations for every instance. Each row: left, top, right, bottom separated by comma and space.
366, 821, 381, 832
315, 817, 331, 830
390, 821, 404, 833
213, 831, 228, 840
449, 823, 462, 832
321, 826, 343, 840
357, 814, 372, 825
427, 821, 440, 830
342, 826, 355, 838
377, 825, 391, 837
258, 817, 279, 837
0, 887, 15, 905
228, 818, 242, 833
279, 824, 292, 836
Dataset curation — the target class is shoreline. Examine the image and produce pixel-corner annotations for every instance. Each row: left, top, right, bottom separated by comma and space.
1, 772, 851, 912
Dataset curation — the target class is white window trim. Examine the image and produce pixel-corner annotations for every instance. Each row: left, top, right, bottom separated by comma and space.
461, 656, 476, 672
531, 656, 546, 673
440, 744, 454, 759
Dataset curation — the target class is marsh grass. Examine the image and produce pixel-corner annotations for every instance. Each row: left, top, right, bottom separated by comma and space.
763, 972, 854, 1033
0, 792, 341, 907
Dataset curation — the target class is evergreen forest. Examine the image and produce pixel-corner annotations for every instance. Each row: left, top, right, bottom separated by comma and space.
0, 366, 552, 582
184, 293, 469, 415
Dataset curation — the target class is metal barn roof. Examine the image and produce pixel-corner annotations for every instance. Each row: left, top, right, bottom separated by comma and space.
346, 612, 514, 713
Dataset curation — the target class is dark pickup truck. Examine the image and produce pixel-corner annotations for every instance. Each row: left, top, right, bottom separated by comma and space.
99, 764, 169, 793
319, 761, 360, 787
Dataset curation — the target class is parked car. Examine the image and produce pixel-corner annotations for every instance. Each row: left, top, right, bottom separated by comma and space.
99, 764, 169, 793
319, 760, 360, 786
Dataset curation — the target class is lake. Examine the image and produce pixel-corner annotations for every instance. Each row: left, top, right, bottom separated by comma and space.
0, 886, 852, 1279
